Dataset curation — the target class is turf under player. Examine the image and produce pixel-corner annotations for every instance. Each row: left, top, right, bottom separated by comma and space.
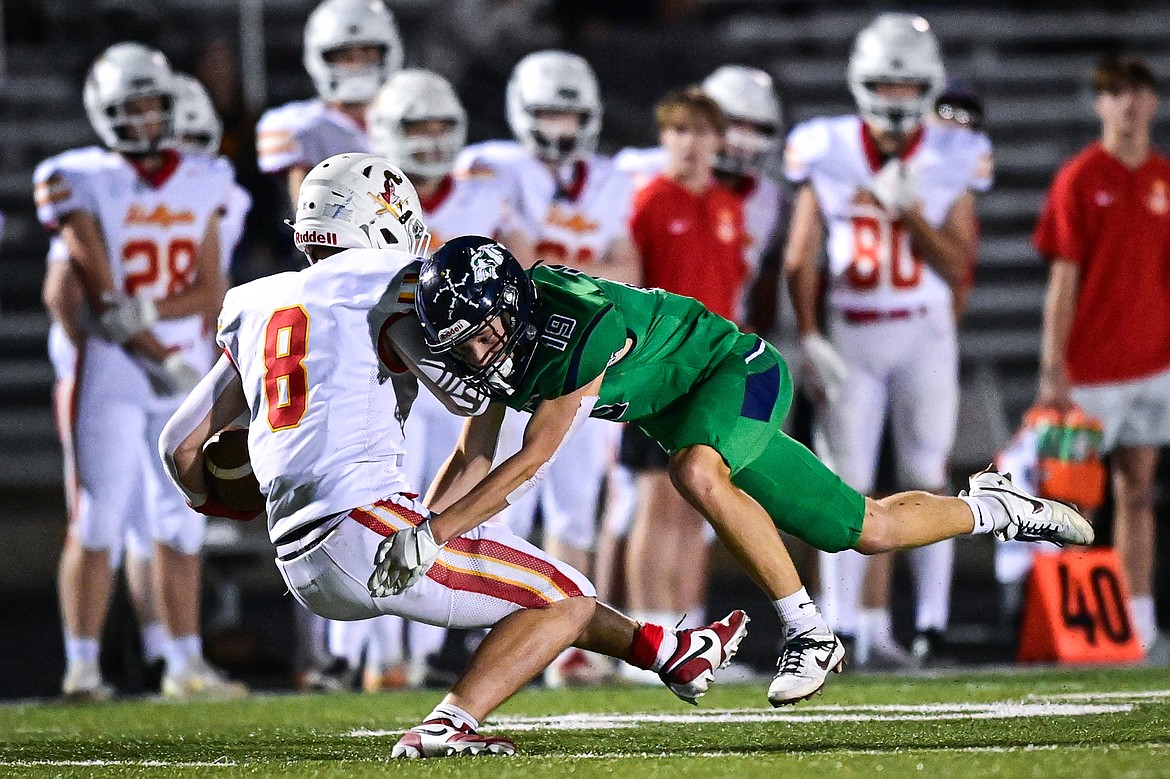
391, 236, 1096, 707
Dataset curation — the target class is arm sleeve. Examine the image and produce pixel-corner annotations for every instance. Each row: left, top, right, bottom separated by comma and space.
561, 303, 626, 395
1033, 165, 1084, 264
783, 120, 825, 185
255, 108, 307, 174
34, 158, 94, 231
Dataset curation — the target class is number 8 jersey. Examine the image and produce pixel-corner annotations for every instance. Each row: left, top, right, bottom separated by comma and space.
784, 116, 992, 313
216, 249, 417, 543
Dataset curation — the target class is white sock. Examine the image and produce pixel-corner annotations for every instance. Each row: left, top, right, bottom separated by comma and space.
140, 621, 169, 664
818, 550, 866, 636
426, 702, 479, 732
64, 634, 100, 668
863, 608, 897, 648
1131, 595, 1157, 649
328, 619, 371, 668
910, 540, 954, 632
960, 495, 1006, 534
677, 607, 707, 630
774, 587, 827, 640
164, 634, 201, 674
406, 620, 445, 666
634, 610, 684, 630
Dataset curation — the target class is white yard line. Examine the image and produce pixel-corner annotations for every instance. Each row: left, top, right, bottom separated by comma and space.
0, 759, 238, 768
346, 699, 1135, 738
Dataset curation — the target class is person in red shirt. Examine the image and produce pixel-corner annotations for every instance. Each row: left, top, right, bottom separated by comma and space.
1034, 56, 1170, 656
620, 87, 749, 673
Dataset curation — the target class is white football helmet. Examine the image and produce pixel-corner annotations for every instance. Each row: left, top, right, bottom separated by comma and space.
292, 153, 431, 261
83, 42, 177, 154
173, 74, 223, 155
304, 0, 404, 104
702, 65, 782, 176
506, 50, 602, 164
848, 13, 946, 134
368, 69, 468, 180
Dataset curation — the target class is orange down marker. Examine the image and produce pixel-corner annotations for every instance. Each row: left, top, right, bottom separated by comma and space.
1017, 548, 1144, 664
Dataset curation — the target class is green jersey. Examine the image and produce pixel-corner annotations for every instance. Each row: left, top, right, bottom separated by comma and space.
509, 265, 750, 423
507, 264, 866, 554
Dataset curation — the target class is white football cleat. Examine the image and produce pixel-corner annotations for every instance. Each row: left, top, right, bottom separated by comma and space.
659, 610, 750, 705
392, 719, 517, 758
767, 626, 845, 707
968, 467, 1094, 546
162, 657, 249, 700
62, 663, 113, 702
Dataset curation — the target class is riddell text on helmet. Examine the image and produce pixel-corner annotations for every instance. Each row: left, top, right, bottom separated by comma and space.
295, 229, 338, 246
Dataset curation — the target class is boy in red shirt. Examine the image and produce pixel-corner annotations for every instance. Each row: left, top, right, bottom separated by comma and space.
1035, 56, 1170, 656
621, 87, 748, 657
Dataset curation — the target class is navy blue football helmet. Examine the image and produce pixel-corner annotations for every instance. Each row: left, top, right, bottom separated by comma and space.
416, 235, 539, 397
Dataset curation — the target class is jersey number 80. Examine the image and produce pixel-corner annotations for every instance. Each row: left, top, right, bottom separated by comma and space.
846, 216, 922, 291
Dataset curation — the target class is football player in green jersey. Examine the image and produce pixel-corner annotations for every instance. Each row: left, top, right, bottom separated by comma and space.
379, 235, 1094, 706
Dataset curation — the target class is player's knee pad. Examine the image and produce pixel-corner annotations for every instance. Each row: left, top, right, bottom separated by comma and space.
70, 491, 129, 554
153, 510, 207, 556
895, 454, 948, 494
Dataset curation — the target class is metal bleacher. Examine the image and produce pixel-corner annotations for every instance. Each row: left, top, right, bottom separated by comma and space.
1, 3, 1167, 486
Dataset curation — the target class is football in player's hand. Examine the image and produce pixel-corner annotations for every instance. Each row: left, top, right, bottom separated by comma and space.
203, 428, 264, 514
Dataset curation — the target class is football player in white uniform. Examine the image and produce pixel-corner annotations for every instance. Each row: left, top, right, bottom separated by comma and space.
455, 51, 640, 683
255, 0, 403, 686
159, 154, 748, 758
256, 0, 402, 207
783, 13, 992, 666
34, 44, 245, 699
315, 69, 538, 691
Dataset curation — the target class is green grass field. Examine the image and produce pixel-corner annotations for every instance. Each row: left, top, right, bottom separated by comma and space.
2, 667, 1169, 778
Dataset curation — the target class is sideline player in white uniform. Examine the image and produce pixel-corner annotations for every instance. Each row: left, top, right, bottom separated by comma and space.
159, 153, 748, 758
456, 51, 640, 684
784, 13, 992, 666
34, 44, 245, 699
41, 74, 253, 690
609, 66, 786, 645
456, 49, 638, 641
256, 0, 402, 207
318, 68, 537, 691
255, 0, 403, 687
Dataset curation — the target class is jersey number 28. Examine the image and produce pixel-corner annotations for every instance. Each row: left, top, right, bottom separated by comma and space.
263, 306, 310, 430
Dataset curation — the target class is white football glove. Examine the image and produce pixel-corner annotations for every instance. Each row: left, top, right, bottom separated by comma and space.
800, 332, 848, 406
368, 521, 443, 597
158, 353, 203, 397
97, 294, 158, 344
867, 159, 918, 216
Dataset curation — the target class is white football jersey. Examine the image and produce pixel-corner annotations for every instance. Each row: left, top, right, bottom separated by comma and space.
614, 145, 783, 276
34, 146, 236, 373
422, 172, 521, 252
256, 99, 370, 174
785, 115, 993, 312
217, 248, 418, 543
457, 140, 633, 270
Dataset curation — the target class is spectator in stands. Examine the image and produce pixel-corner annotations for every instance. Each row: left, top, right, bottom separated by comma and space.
1034, 55, 1170, 660
620, 87, 746, 681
